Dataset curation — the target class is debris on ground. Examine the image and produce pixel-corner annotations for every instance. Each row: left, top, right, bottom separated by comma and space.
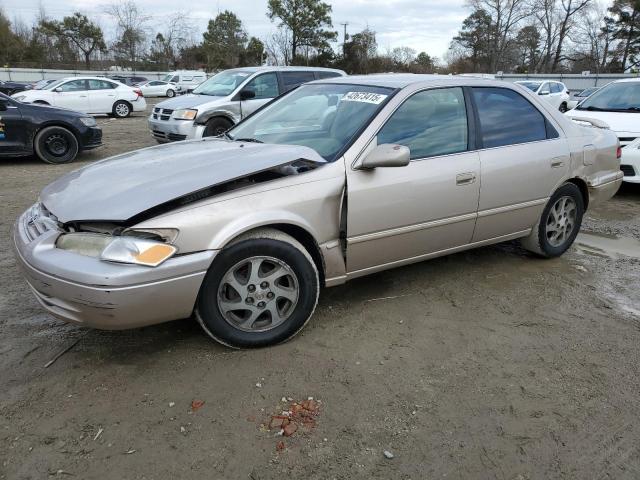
383, 450, 394, 459
124, 449, 136, 455
168, 402, 175, 407
93, 427, 103, 441
264, 397, 322, 448
276, 441, 285, 452
191, 399, 205, 411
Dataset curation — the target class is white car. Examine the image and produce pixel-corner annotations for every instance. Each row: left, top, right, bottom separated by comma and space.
515, 80, 571, 112
565, 78, 640, 183
11, 76, 147, 118
138, 80, 178, 98
567, 86, 600, 110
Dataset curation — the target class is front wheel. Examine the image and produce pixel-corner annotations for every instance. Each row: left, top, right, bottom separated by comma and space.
34, 126, 79, 164
166, 89, 175, 98
559, 102, 568, 113
521, 183, 584, 257
203, 117, 233, 137
112, 100, 131, 118
196, 230, 319, 348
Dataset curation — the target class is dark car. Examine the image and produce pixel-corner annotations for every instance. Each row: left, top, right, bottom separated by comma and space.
0, 80, 32, 95
0, 92, 102, 164
108, 75, 148, 86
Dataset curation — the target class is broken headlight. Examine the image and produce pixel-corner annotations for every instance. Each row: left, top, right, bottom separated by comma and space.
56, 231, 178, 267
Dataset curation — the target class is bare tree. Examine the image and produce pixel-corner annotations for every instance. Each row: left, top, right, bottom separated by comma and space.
468, 0, 531, 71
104, 0, 150, 67
265, 28, 292, 65
550, 0, 592, 71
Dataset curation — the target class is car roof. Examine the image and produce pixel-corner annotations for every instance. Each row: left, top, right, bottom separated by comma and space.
225, 66, 346, 75
311, 73, 518, 89
613, 77, 640, 83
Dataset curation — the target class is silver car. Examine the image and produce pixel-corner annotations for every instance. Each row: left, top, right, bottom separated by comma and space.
14, 75, 622, 348
148, 66, 346, 142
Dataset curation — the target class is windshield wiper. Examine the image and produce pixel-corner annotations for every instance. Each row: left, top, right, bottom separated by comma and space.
235, 137, 263, 143
577, 105, 606, 111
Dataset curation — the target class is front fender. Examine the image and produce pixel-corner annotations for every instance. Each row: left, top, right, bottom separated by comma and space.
196, 107, 240, 126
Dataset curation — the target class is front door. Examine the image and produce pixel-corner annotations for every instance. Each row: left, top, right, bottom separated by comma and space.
53, 79, 90, 112
238, 72, 279, 119
470, 86, 570, 241
0, 98, 28, 154
345, 87, 481, 275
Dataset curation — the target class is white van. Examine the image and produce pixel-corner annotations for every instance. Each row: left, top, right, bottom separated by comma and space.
161, 71, 207, 94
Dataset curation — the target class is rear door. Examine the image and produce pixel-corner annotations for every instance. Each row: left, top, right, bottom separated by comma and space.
87, 79, 118, 113
0, 97, 28, 154
238, 72, 280, 118
470, 86, 570, 242
53, 79, 90, 112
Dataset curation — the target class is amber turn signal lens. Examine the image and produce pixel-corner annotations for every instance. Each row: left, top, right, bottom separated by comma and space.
134, 244, 177, 266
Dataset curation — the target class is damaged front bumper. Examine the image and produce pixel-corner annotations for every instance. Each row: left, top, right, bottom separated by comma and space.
13, 210, 216, 330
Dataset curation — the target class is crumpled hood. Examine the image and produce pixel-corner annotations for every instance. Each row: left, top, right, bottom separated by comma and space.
154, 93, 226, 110
41, 139, 325, 223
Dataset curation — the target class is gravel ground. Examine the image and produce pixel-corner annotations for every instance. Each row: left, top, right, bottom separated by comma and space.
1, 99, 640, 479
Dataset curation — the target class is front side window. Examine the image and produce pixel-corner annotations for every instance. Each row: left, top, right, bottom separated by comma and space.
551, 82, 562, 93
192, 70, 252, 96
281, 71, 316, 92
229, 83, 393, 161
378, 87, 468, 159
518, 82, 542, 93
244, 73, 279, 99
539, 82, 551, 94
59, 80, 87, 92
577, 81, 640, 111
472, 87, 548, 148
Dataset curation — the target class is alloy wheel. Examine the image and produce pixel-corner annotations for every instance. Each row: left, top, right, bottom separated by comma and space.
216, 256, 299, 333
546, 196, 577, 247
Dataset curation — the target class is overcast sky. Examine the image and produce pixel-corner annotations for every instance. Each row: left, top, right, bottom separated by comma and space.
2, 0, 468, 59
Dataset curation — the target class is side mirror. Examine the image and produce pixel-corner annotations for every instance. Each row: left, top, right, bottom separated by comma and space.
239, 89, 256, 100
54, 87, 62, 93
539, 90, 550, 96
360, 144, 411, 169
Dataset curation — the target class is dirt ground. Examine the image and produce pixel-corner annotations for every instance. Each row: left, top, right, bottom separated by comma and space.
1, 99, 640, 480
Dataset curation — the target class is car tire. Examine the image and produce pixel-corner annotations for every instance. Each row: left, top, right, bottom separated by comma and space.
196, 229, 320, 349
559, 102, 568, 113
166, 89, 175, 98
203, 117, 233, 137
34, 126, 79, 164
520, 183, 584, 258
112, 100, 131, 118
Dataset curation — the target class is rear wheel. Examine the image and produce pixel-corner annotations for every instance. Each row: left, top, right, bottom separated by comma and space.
34, 126, 79, 164
203, 117, 233, 137
112, 100, 131, 118
196, 230, 319, 348
521, 183, 584, 257
166, 89, 175, 98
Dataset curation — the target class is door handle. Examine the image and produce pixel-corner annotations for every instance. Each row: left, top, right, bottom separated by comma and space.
456, 172, 476, 185
551, 158, 564, 168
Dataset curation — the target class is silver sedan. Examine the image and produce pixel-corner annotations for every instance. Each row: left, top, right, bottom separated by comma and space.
14, 75, 622, 348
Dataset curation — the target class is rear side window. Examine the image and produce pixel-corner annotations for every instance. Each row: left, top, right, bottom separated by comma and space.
378, 87, 468, 159
551, 82, 562, 93
281, 71, 316, 92
88, 80, 117, 90
316, 71, 342, 79
472, 87, 548, 148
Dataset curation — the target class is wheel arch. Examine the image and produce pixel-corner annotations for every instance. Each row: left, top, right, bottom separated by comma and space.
197, 111, 237, 127
216, 222, 325, 287
565, 177, 589, 210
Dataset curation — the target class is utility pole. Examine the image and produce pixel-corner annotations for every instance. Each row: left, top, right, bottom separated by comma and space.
340, 22, 349, 57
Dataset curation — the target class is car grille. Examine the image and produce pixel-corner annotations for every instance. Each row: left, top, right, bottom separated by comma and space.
22, 203, 60, 242
151, 130, 186, 142
152, 107, 173, 121
621, 164, 636, 176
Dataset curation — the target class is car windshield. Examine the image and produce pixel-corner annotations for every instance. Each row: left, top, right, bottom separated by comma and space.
228, 83, 394, 161
193, 70, 252, 96
518, 82, 542, 92
577, 82, 640, 111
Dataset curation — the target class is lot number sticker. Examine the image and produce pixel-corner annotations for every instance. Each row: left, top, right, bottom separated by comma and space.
342, 92, 388, 104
